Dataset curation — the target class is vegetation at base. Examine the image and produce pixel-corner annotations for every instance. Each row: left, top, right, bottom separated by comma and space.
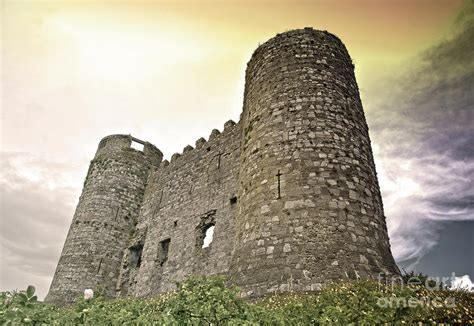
1, 276, 473, 325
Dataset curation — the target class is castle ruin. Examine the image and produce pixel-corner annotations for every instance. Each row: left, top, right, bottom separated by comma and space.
46, 28, 399, 304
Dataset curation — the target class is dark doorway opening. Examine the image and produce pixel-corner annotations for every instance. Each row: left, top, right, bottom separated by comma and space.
158, 238, 171, 267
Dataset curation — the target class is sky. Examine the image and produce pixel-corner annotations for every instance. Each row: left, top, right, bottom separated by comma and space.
1, 0, 473, 299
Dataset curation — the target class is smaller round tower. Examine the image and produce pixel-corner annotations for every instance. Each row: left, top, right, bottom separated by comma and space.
45, 134, 162, 304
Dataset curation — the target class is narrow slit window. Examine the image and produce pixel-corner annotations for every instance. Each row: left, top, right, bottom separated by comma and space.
158, 238, 170, 267
202, 225, 215, 248
97, 257, 103, 273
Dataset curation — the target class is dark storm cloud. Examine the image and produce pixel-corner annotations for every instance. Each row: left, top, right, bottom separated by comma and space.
0, 152, 80, 298
431, 195, 474, 212
367, 1, 474, 262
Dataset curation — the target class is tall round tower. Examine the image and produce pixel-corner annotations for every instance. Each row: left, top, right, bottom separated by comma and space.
231, 28, 399, 297
45, 134, 162, 304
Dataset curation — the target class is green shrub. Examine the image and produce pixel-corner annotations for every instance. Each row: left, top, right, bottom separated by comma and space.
0, 285, 65, 325
257, 292, 321, 324
314, 280, 430, 323
1, 277, 472, 325
400, 269, 446, 289
159, 275, 270, 325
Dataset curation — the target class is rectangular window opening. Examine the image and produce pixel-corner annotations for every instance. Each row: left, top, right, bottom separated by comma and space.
196, 209, 216, 250
130, 244, 143, 268
131, 140, 145, 151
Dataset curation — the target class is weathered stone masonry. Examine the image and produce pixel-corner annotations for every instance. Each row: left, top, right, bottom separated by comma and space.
46, 28, 399, 304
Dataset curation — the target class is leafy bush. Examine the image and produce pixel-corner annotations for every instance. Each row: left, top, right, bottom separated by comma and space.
305, 280, 429, 323
258, 280, 474, 324
159, 275, 270, 325
400, 269, 446, 289
1, 277, 473, 325
0, 285, 63, 325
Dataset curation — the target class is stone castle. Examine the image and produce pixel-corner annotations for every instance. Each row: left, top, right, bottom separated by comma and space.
46, 28, 399, 304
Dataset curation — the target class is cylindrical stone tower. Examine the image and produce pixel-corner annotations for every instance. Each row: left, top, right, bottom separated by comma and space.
231, 28, 399, 297
45, 134, 162, 304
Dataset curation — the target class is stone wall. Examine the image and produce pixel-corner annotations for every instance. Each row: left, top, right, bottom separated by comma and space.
46, 28, 399, 304
118, 121, 241, 297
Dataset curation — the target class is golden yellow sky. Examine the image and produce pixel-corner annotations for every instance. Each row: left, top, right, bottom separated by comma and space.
4, 0, 464, 77
2, 0, 464, 160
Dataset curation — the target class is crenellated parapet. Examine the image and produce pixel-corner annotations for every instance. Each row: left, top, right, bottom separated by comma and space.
95, 134, 162, 164
158, 119, 240, 171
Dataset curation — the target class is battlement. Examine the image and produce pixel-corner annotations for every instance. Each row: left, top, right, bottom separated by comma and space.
95, 134, 163, 165
165, 119, 239, 167
46, 28, 399, 304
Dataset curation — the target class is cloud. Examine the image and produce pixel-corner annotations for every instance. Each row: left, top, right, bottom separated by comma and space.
0, 152, 81, 299
451, 275, 474, 292
366, 0, 474, 262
